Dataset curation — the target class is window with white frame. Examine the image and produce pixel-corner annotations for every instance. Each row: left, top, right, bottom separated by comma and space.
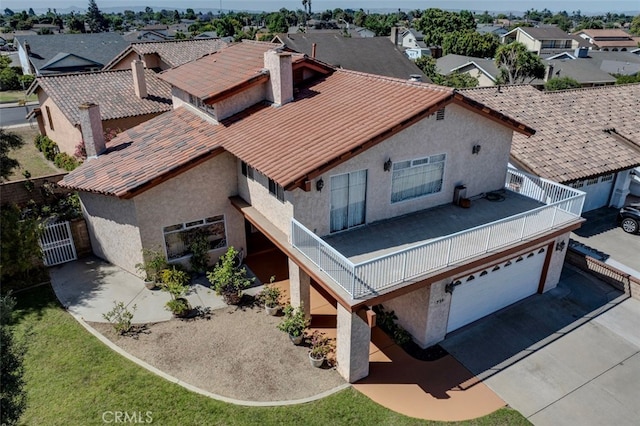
391, 154, 446, 203
163, 215, 226, 261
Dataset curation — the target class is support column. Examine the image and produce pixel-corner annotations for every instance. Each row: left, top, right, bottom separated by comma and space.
336, 304, 370, 383
288, 259, 310, 318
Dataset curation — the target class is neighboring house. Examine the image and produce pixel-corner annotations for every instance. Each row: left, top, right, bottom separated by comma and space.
501, 26, 581, 58
437, 53, 617, 87
123, 30, 172, 42
437, 54, 500, 87
27, 61, 171, 154
399, 28, 426, 49
583, 50, 640, 75
476, 24, 508, 37
272, 33, 426, 80
354, 27, 376, 38
14, 33, 129, 76
404, 47, 432, 60
463, 84, 640, 211
573, 29, 640, 51
104, 39, 228, 71
59, 40, 584, 384
194, 31, 219, 39
32, 24, 61, 34
539, 58, 617, 87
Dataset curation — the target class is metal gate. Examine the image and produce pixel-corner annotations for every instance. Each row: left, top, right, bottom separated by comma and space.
40, 221, 77, 266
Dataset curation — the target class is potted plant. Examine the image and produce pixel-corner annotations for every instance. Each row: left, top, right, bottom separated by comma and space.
188, 230, 210, 276
259, 276, 281, 315
308, 330, 333, 368
160, 267, 191, 317
135, 248, 168, 290
277, 303, 309, 345
207, 247, 253, 305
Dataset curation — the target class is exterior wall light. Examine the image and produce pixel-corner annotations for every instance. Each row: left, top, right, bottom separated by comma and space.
383, 158, 392, 172
556, 240, 566, 251
316, 178, 324, 192
472, 144, 481, 154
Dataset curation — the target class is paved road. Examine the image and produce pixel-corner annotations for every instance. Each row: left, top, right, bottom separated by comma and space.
0, 104, 36, 127
442, 265, 640, 426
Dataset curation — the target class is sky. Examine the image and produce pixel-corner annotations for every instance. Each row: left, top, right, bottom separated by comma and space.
3, 1, 639, 14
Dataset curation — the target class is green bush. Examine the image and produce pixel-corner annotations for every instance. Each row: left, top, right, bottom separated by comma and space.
53, 152, 80, 171
33, 135, 59, 161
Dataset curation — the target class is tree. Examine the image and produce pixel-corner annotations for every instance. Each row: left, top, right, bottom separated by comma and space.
442, 31, 499, 58
630, 14, 640, 36
615, 72, 640, 84
86, 0, 107, 32
495, 42, 545, 84
0, 293, 26, 426
0, 128, 24, 180
184, 8, 196, 20
416, 8, 476, 46
544, 76, 581, 91
267, 13, 288, 34
66, 12, 85, 33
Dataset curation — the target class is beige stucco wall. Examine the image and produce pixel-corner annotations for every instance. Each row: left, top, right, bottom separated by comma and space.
238, 167, 294, 236
110, 52, 162, 71
214, 83, 266, 120
37, 90, 83, 155
291, 104, 514, 237
458, 65, 496, 87
133, 152, 245, 269
102, 113, 165, 135
80, 191, 143, 274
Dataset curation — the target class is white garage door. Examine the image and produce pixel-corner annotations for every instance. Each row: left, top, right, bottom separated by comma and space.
570, 174, 615, 212
446, 247, 547, 333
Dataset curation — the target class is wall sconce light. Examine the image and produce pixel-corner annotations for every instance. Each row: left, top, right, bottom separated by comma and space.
383, 158, 392, 172
556, 240, 566, 252
472, 144, 481, 154
316, 178, 324, 192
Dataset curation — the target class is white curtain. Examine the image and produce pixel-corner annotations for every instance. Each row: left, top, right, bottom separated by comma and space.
330, 173, 350, 232
347, 170, 367, 228
391, 162, 444, 203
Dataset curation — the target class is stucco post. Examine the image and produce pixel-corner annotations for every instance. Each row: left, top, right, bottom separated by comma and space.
264, 49, 293, 106
336, 304, 370, 383
609, 170, 631, 209
131, 60, 147, 99
542, 233, 571, 292
79, 102, 105, 159
288, 259, 310, 319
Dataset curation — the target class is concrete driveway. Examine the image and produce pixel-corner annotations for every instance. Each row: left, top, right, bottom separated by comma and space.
441, 265, 640, 426
571, 205, 640, 276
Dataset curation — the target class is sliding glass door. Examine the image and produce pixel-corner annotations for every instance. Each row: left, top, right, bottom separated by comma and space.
330, 170, 367, 233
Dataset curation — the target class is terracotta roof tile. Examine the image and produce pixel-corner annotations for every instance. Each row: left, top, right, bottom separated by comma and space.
60, 108, 221, 197
461, 84, 640, 182
159, 40, 283, 100
33, 69, 172, 126
104, 39, 228, 70
61, 63, 533, 198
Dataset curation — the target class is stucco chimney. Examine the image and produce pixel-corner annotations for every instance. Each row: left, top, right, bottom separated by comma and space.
545, 63, 554, 82
131, 60, 147, 99
79, 103, 105, 159
311, 42, 317, 58
264, 49, 293, 107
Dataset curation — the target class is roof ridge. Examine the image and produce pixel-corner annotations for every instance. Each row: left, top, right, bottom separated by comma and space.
334, 68, 452, 92
36, 68, 137, 79
541, 81, 640, 95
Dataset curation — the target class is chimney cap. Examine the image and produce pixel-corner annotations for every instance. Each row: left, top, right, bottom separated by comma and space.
79, 102, 98, 109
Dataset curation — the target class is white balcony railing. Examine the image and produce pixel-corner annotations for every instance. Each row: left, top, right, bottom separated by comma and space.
291, 168, 585, 299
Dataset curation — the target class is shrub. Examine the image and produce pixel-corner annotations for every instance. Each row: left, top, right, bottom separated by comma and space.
102, 301, 137, 335
277, 303, 309, 338
308, 330, 333, 359
373, 305, 412, 346
33, 135, 59, 161
53, 152, 80, 171
207, 247, 253, 304
0, 204, 43, 289
0, 293, 26, 425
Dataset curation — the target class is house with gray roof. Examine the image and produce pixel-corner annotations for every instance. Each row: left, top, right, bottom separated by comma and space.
437, 54, 501, 86
14, 33, 129, 76
272, 33, 426, 80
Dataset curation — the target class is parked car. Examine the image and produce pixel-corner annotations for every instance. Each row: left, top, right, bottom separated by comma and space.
617, 203, 640, 234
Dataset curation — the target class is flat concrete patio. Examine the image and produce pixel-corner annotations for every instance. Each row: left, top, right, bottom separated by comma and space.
324, 191, 544, 262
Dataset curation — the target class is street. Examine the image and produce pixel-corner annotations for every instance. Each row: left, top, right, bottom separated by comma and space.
0, 104, 37, 127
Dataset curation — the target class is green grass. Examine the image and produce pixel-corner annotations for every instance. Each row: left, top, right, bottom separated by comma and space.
10, 286, 530, 425
5, 126, 62, 180
0, 90, 38, 103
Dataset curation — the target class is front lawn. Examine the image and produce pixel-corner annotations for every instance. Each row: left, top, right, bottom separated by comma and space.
0, 90, 37, 104
4, 126, 62, 180
9, 286, 530, 425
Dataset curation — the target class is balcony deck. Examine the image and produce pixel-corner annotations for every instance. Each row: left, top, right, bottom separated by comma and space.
323, 191, 544, 263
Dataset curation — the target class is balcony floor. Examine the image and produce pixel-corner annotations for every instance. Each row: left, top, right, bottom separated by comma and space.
323, 190, 545, 263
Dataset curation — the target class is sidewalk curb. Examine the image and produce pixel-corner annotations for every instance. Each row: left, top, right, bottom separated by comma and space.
71, 312, 351, 407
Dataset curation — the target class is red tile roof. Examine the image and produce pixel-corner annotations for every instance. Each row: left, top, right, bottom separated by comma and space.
31, 69, 172, 126
61, 63, 534, 198
103, 39, 229, 70
462, 84, 640, 182
159, 40, 283, 101
60, 108, 223, 197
